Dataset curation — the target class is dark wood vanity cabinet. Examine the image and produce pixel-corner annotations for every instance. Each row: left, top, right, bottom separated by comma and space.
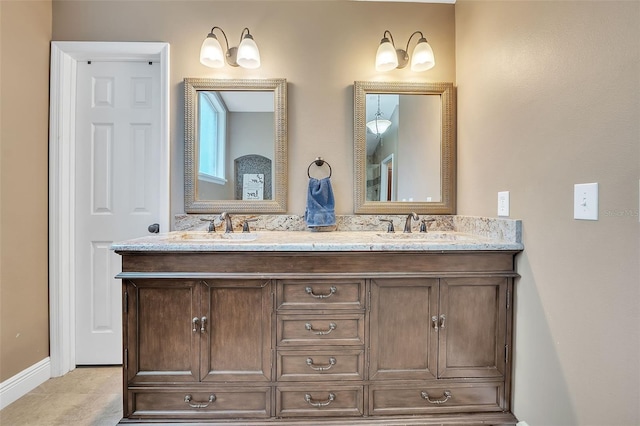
123, 279, 273, 419
116, 251, 519, 425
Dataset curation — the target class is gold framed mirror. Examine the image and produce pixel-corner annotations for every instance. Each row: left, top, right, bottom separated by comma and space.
184, 78, 287, 213
353, 81, 456, 214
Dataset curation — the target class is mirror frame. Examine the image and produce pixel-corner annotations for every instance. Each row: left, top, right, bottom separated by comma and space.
353, 81, 456, 214
184, 78, 287, 213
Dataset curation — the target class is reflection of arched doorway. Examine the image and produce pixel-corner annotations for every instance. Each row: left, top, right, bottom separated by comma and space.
380, 153, 395, 201
234, 154, 272, 200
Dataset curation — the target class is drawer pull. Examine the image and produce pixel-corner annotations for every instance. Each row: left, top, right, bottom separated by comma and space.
184, 394, 216, 408
305, 322, 337, 335
304, 392, 336, 408
305, 286, 337, 299
306, 356, 336, 371
421, 390, 452, 405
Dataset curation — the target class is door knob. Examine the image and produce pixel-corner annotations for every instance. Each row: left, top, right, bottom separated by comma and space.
148, 223, 160, 233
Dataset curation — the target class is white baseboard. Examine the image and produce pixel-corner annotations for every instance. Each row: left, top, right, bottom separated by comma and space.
0, 357, 51, 410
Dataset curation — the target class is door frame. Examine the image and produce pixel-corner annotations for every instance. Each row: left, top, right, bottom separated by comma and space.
49, 41, 170, 377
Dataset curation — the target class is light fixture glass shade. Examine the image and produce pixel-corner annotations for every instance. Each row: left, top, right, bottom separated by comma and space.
375, 38, 398, 72
200, 34, 225, 68
410, 38, 435, 72
366, 118, 392, 135
237, 35, 261, 69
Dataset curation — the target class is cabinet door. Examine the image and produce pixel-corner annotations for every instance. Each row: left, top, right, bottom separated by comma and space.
369, 278, 439, 381
438, 277, 507, 379
125, 280, 200, 384
200, 279, 272, 382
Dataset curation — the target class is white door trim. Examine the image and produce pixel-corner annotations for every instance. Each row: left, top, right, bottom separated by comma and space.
49, 41, 170, 377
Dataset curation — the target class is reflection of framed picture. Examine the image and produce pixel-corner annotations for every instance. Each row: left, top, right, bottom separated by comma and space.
243, 174, 264, 200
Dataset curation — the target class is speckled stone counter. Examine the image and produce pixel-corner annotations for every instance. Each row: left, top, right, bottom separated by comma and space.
112, 215, 522, 252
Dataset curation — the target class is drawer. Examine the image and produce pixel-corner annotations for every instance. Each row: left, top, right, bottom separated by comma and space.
277, 314, 365, 346
277, 349, 365, 381
127, 387, 271, 419
276, 385, 363, 417
369, 382, 504, 415
277, 279, 365, 311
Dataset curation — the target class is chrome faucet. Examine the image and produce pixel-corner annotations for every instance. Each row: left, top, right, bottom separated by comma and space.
404, 212, 420, 233
220, 212, 233, 233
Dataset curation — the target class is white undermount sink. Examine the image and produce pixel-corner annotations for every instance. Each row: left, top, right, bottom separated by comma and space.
169, 232, 258, 242
375, 232, 474, 241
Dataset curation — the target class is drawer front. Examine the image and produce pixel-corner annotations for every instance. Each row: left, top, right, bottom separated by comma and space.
127, 387, 271, 419
277, 349, 365, 381
277, 314, 365, 346
369, 382, 504, 415
277, 279, 365, 311
276, 385, 363, 417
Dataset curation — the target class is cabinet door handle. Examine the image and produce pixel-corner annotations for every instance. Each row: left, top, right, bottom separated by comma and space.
431, 315, 439, 331
305, 286, 337, 299
305, 322, 336, 335
421, 390, 452, 405
200, 316, 207, 333
184, 394, 216, 408
192, 317, 200, 332
304, 392, 335, 407
439, 314, 446, 329
306, 357, 336, 371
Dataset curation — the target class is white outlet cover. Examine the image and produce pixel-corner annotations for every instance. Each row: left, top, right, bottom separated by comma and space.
498, 191, 510, 217
574, 183, 598, 220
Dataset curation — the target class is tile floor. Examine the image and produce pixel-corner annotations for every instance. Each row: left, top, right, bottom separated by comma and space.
0, 366, 122, 426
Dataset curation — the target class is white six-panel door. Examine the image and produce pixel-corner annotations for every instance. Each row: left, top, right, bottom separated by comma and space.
75, 61, 161, 364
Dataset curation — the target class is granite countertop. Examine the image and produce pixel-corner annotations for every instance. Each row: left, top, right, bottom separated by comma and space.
112, 228, 524, 253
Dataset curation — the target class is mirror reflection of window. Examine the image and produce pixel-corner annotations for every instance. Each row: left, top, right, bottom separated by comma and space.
198, 92, 227, 185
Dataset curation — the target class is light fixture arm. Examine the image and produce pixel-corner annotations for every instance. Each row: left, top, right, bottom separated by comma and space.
404, 31, 425, 55
209, 26, 230, 53
238, 28, 252, 45
383, 30, 395, 47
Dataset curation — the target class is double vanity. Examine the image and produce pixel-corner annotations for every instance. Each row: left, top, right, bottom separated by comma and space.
113, 215, 522, 425
113, 78, 522, 424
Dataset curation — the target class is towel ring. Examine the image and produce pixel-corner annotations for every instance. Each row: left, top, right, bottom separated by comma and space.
307, 157, 332, 178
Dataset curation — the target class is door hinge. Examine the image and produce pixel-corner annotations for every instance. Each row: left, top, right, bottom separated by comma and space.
124, 348, 128, 369
505, 345, 509, 364
367, 288, 371, 312
123, 291, 128, 314
506, 289, 510, 310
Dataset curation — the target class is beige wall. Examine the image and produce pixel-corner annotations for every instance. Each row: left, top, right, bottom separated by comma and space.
52, 0, 456, 217
456, 1, 639, 424
4, 2, 638, 424
0, 0, 52, 381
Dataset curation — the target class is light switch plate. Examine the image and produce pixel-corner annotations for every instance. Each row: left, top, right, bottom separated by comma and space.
498, 191, 510, 217
574, 183, 598, 220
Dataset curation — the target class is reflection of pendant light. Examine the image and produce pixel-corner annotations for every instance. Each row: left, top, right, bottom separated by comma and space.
366, 95, 392, 136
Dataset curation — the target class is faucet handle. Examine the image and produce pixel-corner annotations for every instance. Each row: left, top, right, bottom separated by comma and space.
419, 218, 436, 233
380, 219, 395, 233
242, 218, 259, 233
200, 217, 217, 232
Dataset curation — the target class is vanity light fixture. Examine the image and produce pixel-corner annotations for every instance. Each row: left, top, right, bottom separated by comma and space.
366, 95, 392, 136
200, 26, 261, 69
375, 30, 435, 72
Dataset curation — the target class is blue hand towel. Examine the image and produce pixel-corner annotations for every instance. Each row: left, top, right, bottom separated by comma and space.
305, 177, 336, 227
